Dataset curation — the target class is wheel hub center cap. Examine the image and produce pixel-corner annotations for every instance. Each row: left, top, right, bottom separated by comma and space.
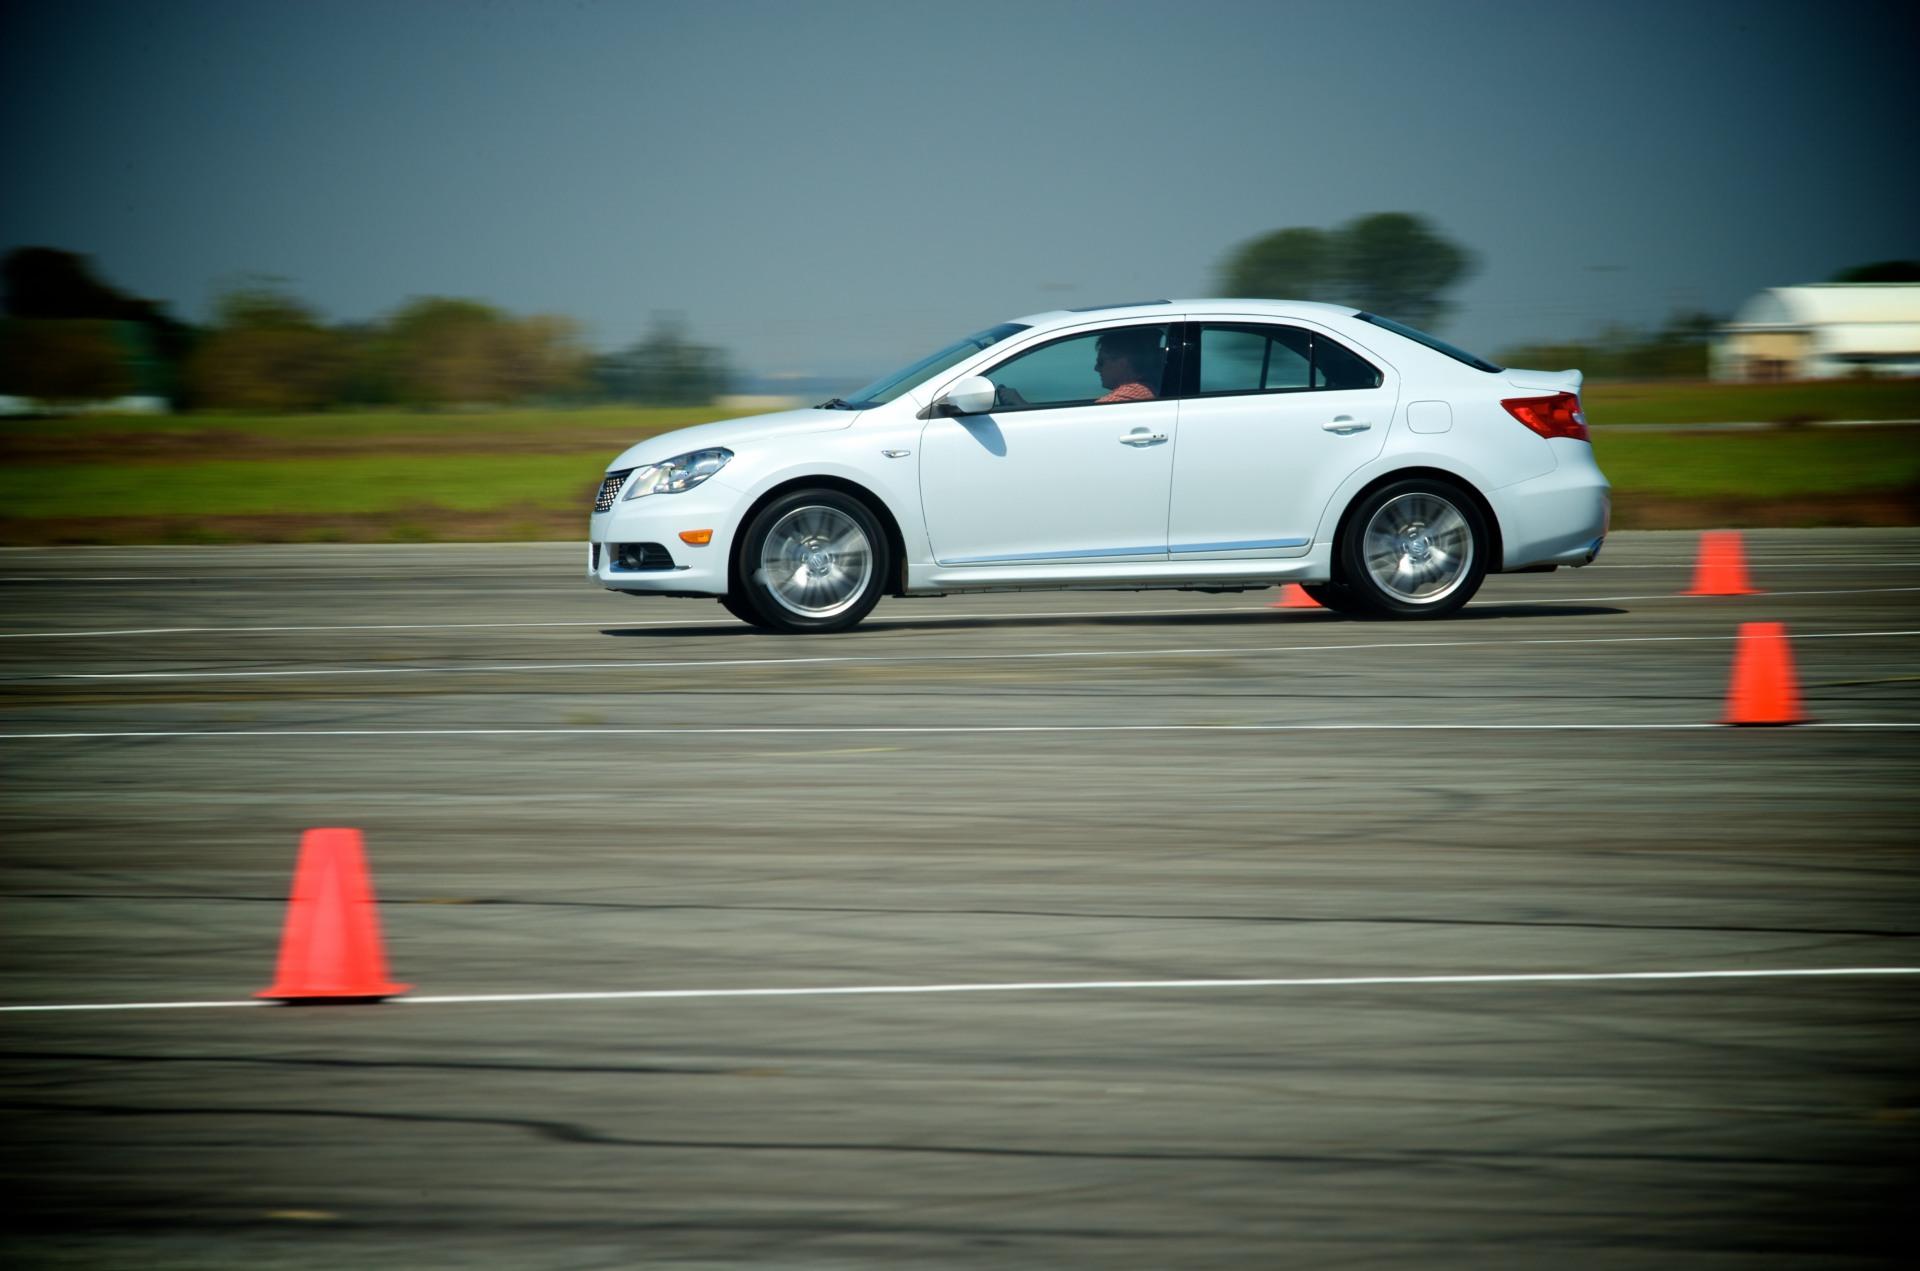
804, 550, 832, 574
1400, 528, 1432, 561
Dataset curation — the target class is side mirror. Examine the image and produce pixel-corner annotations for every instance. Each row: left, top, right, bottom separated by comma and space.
933, 375, 997, 417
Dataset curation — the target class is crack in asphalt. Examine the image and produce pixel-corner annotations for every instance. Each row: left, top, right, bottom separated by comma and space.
1, 1099, 1893, 1171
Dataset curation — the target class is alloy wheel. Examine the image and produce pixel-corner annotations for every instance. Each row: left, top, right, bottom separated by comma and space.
1359, 491, 1475, 604
755, 504, 875, 619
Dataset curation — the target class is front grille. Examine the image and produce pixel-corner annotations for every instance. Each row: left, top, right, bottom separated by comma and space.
594, 469, 634, 513
613, 542, 675, 571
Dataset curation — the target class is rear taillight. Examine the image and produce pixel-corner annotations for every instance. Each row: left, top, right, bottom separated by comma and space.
1501, 392, 1589, 442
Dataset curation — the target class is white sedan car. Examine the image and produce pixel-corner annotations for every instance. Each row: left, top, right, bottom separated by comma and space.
588, 300, 1609, 632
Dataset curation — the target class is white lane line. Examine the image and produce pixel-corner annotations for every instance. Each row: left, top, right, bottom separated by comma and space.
3, 605, 1278, 640
0, 576, 196, 583
0, 542, 574, 552
5, 966, 1916, 1014
1, 617, 702, 639
5, 723, 1918, 742
8, 583, 1920, 642
1462, 585, 1920, 606
28, 627, 1920, 683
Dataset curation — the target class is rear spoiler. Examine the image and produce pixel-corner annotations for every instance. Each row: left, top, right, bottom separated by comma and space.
1504, 367, 1584, 393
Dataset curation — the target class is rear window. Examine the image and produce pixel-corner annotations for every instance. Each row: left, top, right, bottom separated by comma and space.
1354, 312, 1503, 373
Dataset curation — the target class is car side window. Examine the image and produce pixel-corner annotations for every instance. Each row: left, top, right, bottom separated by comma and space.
1196, 324, 1381, 395
983, 324, 1172, 410
1312, 334, 1383, 391
1198, 328, 1265, 394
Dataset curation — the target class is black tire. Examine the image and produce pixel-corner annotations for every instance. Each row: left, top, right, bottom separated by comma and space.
1299, 582, 1364, 615
733, 488, 890, 634
1336, 477, 1488, 620
718, 593, 768, 628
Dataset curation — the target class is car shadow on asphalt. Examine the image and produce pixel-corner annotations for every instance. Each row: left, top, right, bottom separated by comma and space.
599, 603, 1628, 638
1447, 603, 1628, 621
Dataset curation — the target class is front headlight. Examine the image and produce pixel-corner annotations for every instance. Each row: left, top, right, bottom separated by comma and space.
622, 448, 733, 500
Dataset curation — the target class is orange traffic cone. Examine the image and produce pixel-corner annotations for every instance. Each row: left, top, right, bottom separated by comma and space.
258, 828, 409, 1002
1270, 584, 1322, 609
1724, 622, 1806, 726
1685, 530, 1761, 596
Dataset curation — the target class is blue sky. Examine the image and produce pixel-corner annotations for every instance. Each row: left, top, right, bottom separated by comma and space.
3, 0, 1914, 382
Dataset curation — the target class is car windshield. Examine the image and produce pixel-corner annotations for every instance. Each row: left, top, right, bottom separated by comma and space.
827, 323, 1029, 408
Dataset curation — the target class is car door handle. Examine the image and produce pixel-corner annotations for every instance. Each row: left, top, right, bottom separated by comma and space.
1322, 417, 1371, 434
1119, 430, 1168, 446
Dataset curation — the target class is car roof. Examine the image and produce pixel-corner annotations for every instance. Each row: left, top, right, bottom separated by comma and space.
1009, 298, 1361, 330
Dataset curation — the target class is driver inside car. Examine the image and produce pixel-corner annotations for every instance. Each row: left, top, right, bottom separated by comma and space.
993, 328, 1165, 408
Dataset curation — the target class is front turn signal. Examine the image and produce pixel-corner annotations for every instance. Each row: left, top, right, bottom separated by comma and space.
678, 529, 714, 546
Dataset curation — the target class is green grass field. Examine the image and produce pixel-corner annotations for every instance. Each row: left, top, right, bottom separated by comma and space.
0, 453, 616, 518
1583, 378, 1920, 426
0, 405, 713, 447
3, 383, 1915, 543
1594, 427, 1920, 498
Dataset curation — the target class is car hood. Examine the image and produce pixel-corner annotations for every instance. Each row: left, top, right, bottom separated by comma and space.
606, 407, 858, 471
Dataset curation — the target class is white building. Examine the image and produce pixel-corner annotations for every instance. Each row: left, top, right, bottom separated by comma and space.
1712, 283, 1920, 381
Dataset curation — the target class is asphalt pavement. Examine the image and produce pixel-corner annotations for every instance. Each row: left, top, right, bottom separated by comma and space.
2, 530, 1917, 1268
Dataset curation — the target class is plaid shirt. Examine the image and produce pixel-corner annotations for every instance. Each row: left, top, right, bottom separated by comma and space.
1097, 381, 1157, 404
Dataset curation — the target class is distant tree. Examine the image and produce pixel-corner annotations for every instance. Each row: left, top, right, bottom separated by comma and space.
0, 319, 139, 403
188, 279, 348, 411
1647, 309, 1722, 377
2, 246, 195, 402
593, 316, 730, 405
212, 281, 322, 332
1217, 212, 1474, 329
1216, 227, 1339, 302
3, 247, 151, 320
1493, 308, 1724, 380
1488, 336, 1594, 375
329, 321, 400, 406
1337, 213, 1474, 329
384, 297, 504, 406
492, 313, 590, 402
1830, 260, 1920, 283
383, 297, 587, 405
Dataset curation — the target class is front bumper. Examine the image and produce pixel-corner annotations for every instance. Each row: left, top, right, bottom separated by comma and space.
587, 480, 743, 595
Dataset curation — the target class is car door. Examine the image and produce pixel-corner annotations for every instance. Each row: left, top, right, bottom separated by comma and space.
1166, 321, 1397, 557
918, 322, 1179, 565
